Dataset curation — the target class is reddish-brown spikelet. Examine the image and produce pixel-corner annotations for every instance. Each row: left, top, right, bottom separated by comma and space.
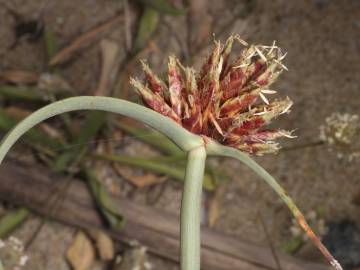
131, 35, 294, 155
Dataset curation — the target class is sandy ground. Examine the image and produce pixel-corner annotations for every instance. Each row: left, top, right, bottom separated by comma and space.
0, 0, 359, 269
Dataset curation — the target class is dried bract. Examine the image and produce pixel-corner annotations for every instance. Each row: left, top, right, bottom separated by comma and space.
131, 35, 294, 155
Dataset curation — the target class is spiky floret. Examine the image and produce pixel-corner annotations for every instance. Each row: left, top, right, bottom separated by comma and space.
131, 35, 294, 155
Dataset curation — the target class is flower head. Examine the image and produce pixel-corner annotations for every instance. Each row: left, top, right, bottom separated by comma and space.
131, 35, 294, 155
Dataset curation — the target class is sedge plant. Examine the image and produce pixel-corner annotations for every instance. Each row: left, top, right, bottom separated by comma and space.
0, 35, 342, 270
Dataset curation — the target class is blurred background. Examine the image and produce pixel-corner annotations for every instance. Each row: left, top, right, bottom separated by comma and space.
0, 0, 359, 269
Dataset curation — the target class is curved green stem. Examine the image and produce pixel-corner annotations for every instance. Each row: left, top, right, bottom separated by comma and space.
181, 146, 206, 270
0, 96, 207, 270
0, 96, 203, 163
1, 95, 337, 270
206, 139, 343, 270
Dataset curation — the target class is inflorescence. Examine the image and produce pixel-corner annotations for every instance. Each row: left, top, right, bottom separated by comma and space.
131, 35, 294, 155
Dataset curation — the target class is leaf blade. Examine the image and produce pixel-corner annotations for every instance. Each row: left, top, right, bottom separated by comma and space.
139, 0, 186, 15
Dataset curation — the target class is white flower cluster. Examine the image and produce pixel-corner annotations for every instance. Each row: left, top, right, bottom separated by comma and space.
0, 236, 29, 270
320, 113, 360, 161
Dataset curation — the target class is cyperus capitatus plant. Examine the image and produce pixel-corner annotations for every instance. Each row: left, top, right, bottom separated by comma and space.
0, 35, 342, 270
131, 36, 294, 155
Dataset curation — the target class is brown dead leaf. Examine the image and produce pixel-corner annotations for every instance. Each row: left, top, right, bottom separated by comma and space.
49, 15, 122, 66
208, 184, 225, 227
37, 73, 72, 94
95, 39, 120, 96
130, 173, 167, 188
66, 231, 95, 270
123, 0, 133, 52
0, 70, 39, 84
39, 122, 65, 139
5, 106, 32, 119
88, 229, 115, 261
113, 163, 166, 188
187, 0, 213, 54
101, 128, 167, 188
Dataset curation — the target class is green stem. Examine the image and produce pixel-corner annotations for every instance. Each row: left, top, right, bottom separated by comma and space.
181, 146, 206, 270
0, 96, 203, 163
84, 168, 124, 229
206, 139, 342, 270
97, 153, 185, 177
0, 86, 44, 101
0, 96, 207, 270
0, 208, 30, 237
